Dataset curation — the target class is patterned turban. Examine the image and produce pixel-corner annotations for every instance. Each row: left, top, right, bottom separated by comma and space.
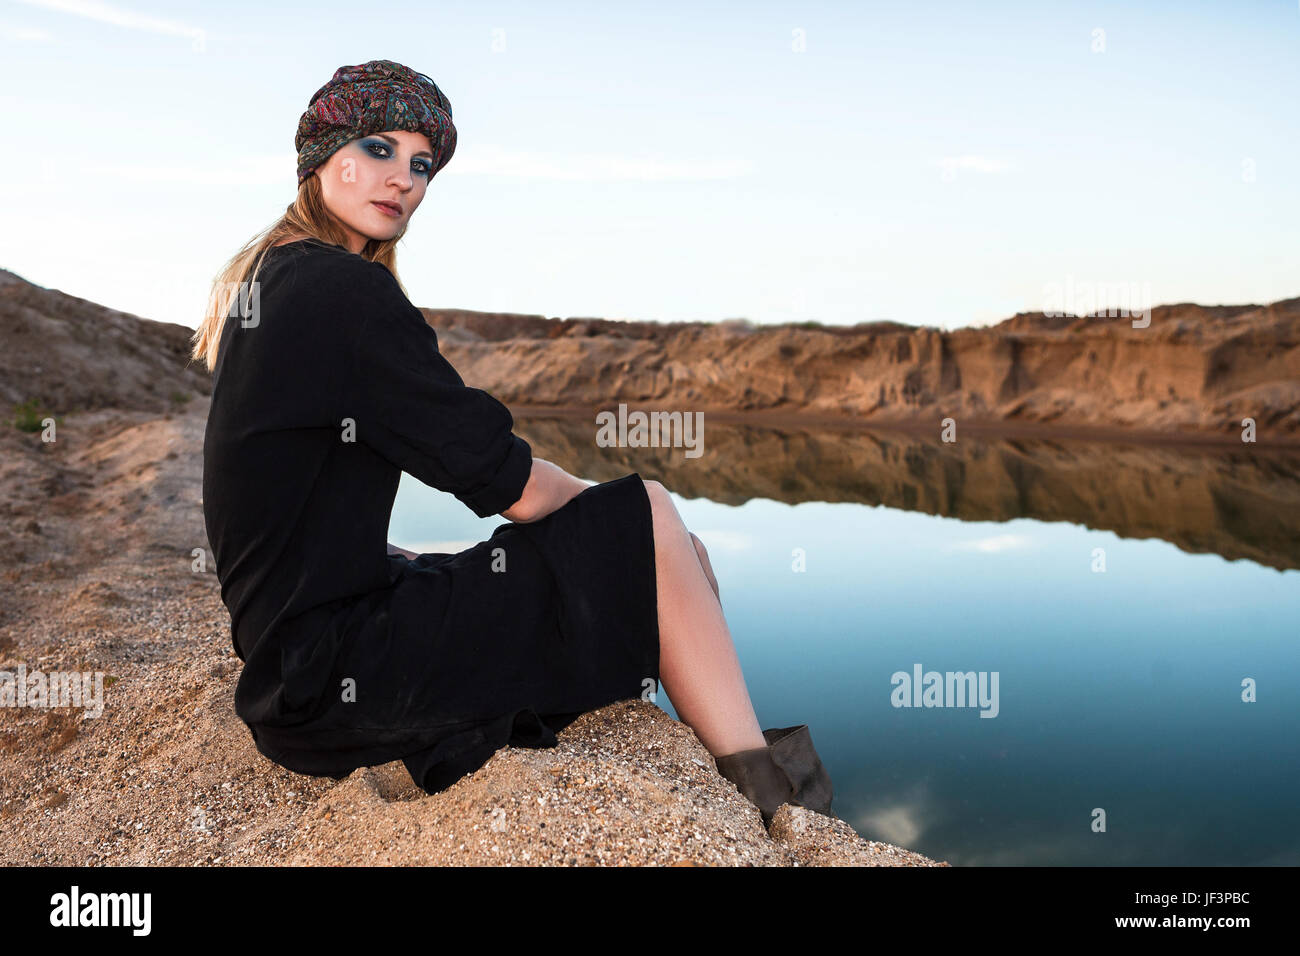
294, 59, 457, 185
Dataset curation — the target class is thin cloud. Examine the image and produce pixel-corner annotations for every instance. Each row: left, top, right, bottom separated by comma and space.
96, 146, 755, 187
857, 802, 924, 847
931, 155, 1014, 174
14, 0, 204, 43
945, 533, 1034, 553
95, 154, 294, 187
450, 144, 754, 181
689, 530, 756, 553
0, 22, 52, 40
854, 780, 938, 848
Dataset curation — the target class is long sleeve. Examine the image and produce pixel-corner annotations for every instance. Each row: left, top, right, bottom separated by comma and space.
335, 261, 533, 519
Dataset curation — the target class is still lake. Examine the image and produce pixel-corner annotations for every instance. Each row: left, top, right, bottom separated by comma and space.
388, 412, 1300, 866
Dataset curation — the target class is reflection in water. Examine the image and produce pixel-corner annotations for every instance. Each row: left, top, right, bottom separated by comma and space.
392, 412, 1300, 864
515, 411, 1300, 571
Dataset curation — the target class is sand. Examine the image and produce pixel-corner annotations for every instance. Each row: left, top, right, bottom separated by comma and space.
0, 403, 944, 867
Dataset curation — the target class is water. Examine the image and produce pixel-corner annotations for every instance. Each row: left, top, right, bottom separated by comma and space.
388, 414, 1300, 865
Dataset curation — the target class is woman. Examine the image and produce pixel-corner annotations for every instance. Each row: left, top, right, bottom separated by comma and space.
191, 59, 834, 830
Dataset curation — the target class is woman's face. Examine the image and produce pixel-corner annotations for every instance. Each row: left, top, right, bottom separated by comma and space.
315, 129, 436, 254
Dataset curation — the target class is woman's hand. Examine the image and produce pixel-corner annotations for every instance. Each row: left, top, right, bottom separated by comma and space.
501, 458, 591, 523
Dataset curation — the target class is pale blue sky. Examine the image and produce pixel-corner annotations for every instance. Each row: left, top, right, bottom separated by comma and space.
2, 0, 1297, 332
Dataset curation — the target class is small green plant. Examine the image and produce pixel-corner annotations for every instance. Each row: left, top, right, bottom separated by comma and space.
169, 390, 192, 405
11, 398, 61, 433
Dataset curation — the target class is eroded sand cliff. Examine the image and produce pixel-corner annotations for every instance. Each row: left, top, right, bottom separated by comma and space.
426, 298, 1300, 442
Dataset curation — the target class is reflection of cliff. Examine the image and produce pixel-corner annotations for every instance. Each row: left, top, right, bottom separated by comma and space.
513, 412, 1300, 572
430, 297, 1300, 441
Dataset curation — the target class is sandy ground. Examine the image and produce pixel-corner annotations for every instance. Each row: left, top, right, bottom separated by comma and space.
0, 401, 945, 867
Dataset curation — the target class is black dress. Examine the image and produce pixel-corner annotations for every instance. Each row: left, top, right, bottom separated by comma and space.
201, 238, 660, 794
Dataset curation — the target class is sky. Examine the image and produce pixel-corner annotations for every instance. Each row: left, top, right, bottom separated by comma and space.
1, 0, 1297, 332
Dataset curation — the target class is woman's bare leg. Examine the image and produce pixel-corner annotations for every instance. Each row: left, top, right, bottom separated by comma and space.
643, 479, 766, 757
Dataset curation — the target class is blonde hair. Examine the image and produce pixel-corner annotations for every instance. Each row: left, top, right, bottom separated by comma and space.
190, 173, 412, 372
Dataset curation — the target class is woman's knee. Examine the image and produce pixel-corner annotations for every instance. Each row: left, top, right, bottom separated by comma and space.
641, 478, 684, 536
641, 478, 670, 516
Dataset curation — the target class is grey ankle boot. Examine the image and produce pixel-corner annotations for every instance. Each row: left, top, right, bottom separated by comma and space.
714, 724, 836, 829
